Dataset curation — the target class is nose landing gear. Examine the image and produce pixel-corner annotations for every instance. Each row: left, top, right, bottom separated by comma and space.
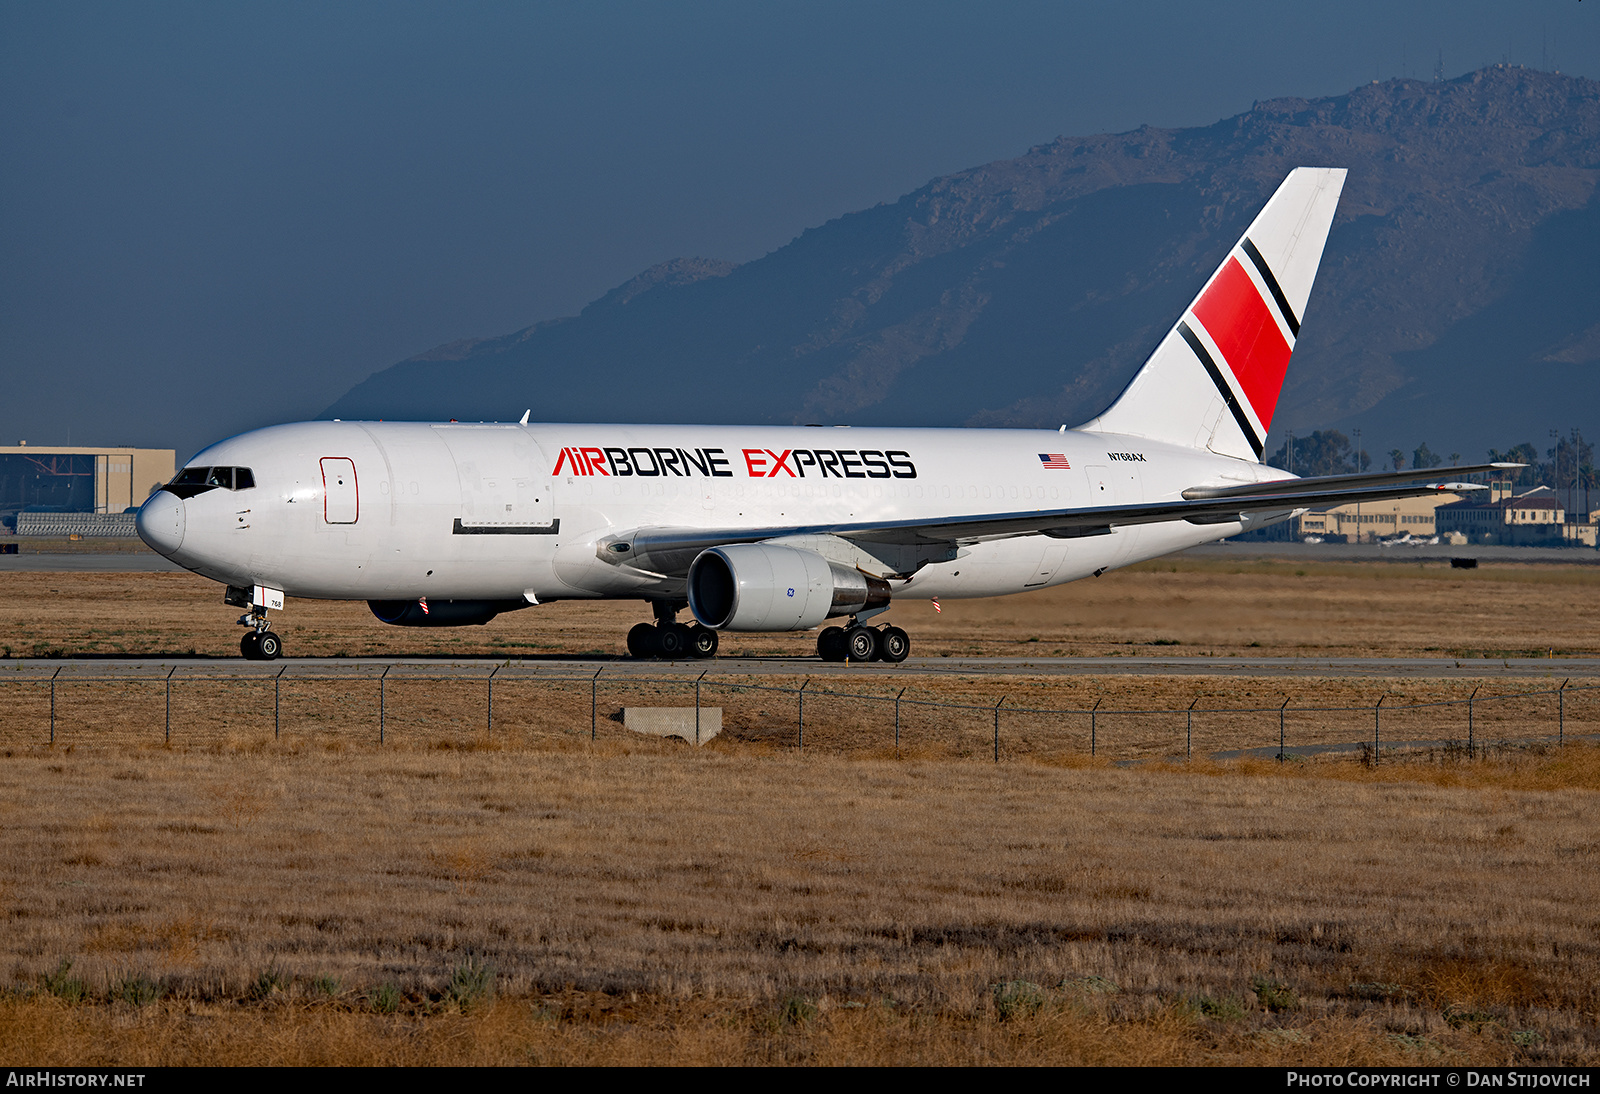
226, 584, 285, 660
234, 606, 283, 661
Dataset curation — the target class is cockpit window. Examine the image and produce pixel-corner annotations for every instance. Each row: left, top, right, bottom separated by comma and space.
166, 466, 255, 498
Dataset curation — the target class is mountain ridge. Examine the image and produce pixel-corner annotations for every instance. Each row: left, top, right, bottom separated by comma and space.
326, 66, 1600, 458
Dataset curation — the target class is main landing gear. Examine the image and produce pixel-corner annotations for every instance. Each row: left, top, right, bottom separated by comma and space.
817, 621, 910, 664
624, 602, 908, 664
627, 601, 718, 660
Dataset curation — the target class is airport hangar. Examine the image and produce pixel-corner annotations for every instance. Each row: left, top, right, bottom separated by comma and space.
0, 444, 175, 537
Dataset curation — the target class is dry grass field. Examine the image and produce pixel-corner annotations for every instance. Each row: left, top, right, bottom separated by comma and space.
0, 742, 1597, 1065
2, 559, 1598, 1065
3, 555, 1599, 661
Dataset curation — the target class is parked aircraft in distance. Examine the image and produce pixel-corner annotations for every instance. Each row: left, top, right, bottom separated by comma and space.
138, 167, 1512, 661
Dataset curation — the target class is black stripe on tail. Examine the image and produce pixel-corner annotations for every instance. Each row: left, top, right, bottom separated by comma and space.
1241, 237, 1300, 337
1178, 321, 1264, 458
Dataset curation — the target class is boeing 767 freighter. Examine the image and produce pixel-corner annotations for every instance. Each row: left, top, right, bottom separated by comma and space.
136, 168, 1510, 660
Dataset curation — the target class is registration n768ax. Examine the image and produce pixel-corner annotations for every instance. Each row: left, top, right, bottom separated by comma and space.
136, 168, 1506, 661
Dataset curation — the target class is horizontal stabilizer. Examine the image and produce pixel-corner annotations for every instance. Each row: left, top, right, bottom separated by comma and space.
1181, 462, 1522, 500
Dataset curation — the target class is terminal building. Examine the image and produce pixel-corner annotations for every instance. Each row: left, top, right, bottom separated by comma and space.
1295, 492, 1456, 542
1296, 480, 1598, 547
1435, 483, 1598, 546
0, 445, 175, 536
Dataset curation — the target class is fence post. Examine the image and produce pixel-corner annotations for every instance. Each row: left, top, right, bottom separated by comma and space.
1279, 697, 1289, 762
591, 667, 602, 741
1559, 678, 1568, 746
993, 696, 1005, 763
1374, 695, 1383, 765
695, 669, 707, 746
49, 666, 61, 745
797, 679, 809, 750
1090, 698, 1101, 757
487, 665, 499, 735
275, 665, 285, 740
1187, 697, 1197, 760
379, 665, 391, 745
165, 666, 175, 744
894, 686, 906, 757
1468, 685, 1478, 758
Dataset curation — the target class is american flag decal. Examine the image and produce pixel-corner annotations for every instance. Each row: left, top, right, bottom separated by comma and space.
1038, 453, 1071, 469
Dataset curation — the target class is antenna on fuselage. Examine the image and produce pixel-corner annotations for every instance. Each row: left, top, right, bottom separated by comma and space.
519, 409, 530, 426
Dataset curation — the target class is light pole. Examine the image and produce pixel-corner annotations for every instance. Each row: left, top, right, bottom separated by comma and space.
1572, 428, 1585, 530
1552, 428, 1564, 540
1286, 431, 1295, 539
1353, 428, 1363, 542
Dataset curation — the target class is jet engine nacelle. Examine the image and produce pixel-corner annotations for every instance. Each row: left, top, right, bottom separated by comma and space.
687, 544, 890, 631
368, 599, 529, 627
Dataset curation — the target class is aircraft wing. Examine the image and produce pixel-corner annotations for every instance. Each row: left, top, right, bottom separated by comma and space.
601, 464, 1515, 576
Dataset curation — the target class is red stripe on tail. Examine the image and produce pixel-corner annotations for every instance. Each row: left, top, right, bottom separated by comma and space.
1191, 257, 1292, 432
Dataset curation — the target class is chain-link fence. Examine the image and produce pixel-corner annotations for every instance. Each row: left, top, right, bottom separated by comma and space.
3, 664, 1595, 761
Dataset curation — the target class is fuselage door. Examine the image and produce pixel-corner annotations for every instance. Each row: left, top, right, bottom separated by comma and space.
1023, 540, 1069, 587
321, 458, 359, 524
1084, 464, 1113, 505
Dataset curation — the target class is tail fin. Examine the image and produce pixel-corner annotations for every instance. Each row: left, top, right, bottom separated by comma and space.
1080, 167, 1346, 461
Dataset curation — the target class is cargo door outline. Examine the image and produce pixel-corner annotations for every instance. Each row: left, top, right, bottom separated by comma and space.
436, 426, 559, 535
321, 458, 359, 524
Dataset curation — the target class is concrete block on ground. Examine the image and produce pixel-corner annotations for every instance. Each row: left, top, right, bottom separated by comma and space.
623, 707, 721, 745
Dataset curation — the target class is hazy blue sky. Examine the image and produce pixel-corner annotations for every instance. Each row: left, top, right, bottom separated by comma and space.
3, 1, 1597, 459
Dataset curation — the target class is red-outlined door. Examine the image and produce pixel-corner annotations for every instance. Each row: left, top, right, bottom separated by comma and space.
320, 458, 358, 524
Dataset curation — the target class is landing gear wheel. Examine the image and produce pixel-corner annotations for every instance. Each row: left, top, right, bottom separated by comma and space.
844, 625, 880, 663
240, 631, 282, 661
627, 622, 659, 658
656, 622, 691, 659
878, 626, 910, 663
817, 626, 847, 662
688, 624, 719, 659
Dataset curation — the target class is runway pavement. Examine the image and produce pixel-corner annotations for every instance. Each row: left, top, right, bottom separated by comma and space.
0, 552, 186, 572
4, 655, 1597, 681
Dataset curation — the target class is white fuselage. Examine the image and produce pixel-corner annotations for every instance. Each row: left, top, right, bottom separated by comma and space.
138, 419, 1289, 612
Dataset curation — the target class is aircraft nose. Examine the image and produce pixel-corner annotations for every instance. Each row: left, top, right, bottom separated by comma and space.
136, 490, 185, 556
